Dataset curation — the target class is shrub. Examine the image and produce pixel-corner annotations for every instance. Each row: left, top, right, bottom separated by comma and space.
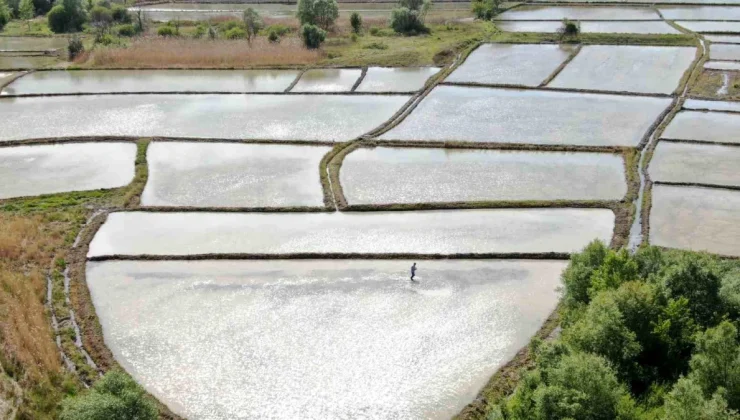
48, 0, 86, 33
363, 41, 387, 50
265, 23, 290, 36
242, 7, 262, 42
157, 25, 175, 37
97, 33, 114, 45
369, 26, 380, 36
389, 7, 428, 34
117, 23, 134, 36
33, 0, 51, 15
471, 0, 502, 20
67, 34, 83, 59
224, 26, 246, 39
560, 18, 580, 37
48, 4, 68, 32
296, 0, 338, 30
18, 0, 34, 22
0, 0, 10, 31
301, 23, 325, 49
60, 370, 158, 420
90, 5, 113, 27
111, 4, 130, 23
350, 11, 361, 34
267, 28, 280, 43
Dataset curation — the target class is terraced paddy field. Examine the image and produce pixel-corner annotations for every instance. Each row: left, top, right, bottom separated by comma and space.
0, 55, 60, 70
707, 35, 740, 44
675, 21, 740, 33
0, 36, 68, 52
660, 6, 740, 20
3, 11, 740, 418
704, 61, 740, 71
494, 21, 681, 34
86, 259, 565, 419
711, 44, 740, 61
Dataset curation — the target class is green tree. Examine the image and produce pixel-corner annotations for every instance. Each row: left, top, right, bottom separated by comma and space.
662, 254, 723, 327
588, 249, 639, 297
90, 5, 112, 36
0, 0, 10, 31
690, 321, 740, 408
721, 270, 740, 317
471, 0, 502, 20
242, 8, 263, 43
18, 0, 34, 30
301, 23, 325, 48
60, 370, 158, 420
296, 0, 337, 30
665, 377, 740, 420
349, 11, 361, 34
561, 240, 609, 309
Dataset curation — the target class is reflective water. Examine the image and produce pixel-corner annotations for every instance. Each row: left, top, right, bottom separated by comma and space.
142, 142, 330, 207
87, 209, 615, 257
0, 143, 135, 199
704, 61, 740, 71
340, 147, 627, 204
650, 185, 740, 257
661, 111, 740, 144
86, 259, 565, 420
0, 37, 68, 51
550, 45, 696, 94
706, 35, 740, 44
496, 21, 681, 34
538, 0, 740, 3
379, 86, 671, 146
0, 55, 59, 70
711, 44, 740, 61
494, 5, 659, 20
684, 99, 740, 112
660, 6, 740, 20
355, 67, 439, 92
446, 44, 574, 87
649, 141, 740, 187
1, 69, 300, 95
675, 21, 740, 33
0, 94, 409, 142
0, 72, 15, 86
291, 69, 362, 92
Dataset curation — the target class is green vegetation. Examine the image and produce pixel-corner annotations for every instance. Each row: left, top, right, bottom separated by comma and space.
0, 0, 11, 30
472, 0, 502, 20
301, 23, 326, 49
296, 0, 338, 30
156, 25, 174, 37
560, 18, 580, 38
47, 0, 85, 33
68, 34, 83, 59
390, 0, 431, 35
242, 7, 263, 43
350, 11, 361, 34
18, 0, 33, 29
60, 370, 157, 420
486, 242, 740, 419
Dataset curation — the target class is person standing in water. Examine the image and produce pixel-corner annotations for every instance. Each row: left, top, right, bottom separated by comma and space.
410, 262, 417, 282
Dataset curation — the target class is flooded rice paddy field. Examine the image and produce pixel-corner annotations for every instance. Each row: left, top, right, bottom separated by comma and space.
340, 147, 627, 204
445, 43, 574, 87
0, 72, 15, 86
141, 142, 330, 208
683, 99, 740, 112
86, 259, 564, 419
87, 209, 615, 257
650, 185, 740, 257
0, 55, 60, 70
675, 21, 740, 33
494, 21, 681, 34
355, 67, 440, 93
0, 36, 68, 52
494, 5, 660, 20
661, 111, 740, 144
0, 143, 135, 199
711, 44, 740, 62
649, 141, 740, 187
1, 69, 302, 95
549, 45, 696, 94
379, 86, 671, 146
707, 35, 740, 44
0, 94, 409, 142
291, 68, 362, 92
659, 6, 740, 20
704, 61, 740, 71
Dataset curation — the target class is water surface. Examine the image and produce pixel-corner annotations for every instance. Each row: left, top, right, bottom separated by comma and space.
495, 5, 659, 20
711, 44, 740, 61
661, 111, 740, 144
660, 6, 740, 20
649, 141, 740, 187
0, 94, 409, 142
0, 143, 135, 199
706, 35, 740, 44
704, 61, 740, 71
86, 259, 565, 420
650, 185, 740, 257
356, 67, 439, 92
550, 45, 696, 94
340, 147, 627, 204
379, 86, 671, 146
446, 44, 574, 87
675, 21, 740, 33
87, 209, 615, 257
683, 99, 740, 112
291, 69, 362, 92
496, 21, 680, 34
142, 142, 330, 207
1, 69, 300, 95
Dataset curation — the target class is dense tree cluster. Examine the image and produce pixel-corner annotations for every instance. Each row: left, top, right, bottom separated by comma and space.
491, 242, 740, 420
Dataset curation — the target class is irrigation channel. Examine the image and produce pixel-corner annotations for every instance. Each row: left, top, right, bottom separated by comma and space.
2, 3, 740, 418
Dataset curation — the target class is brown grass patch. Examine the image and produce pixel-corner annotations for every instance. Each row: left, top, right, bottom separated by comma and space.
89, 37, 322, 68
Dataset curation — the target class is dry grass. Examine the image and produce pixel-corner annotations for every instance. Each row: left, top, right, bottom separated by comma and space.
89, 37, 322, 68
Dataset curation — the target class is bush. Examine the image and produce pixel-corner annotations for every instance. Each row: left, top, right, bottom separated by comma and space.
0, 0, 10, 31
60, 371, 158, 420
48, 0, 86, 33
560, 18, 580, 37
350, 11, 361, 34
389, 7, 428, 35
224, 26, 246, 39
242, 7, 262, 42
67, 34, 83, 59
296, 0, 338, 30
267, 28, 280, 43
48, 4, 68, 32
97, 33, 114, 45
111, 3, 130, 23
90, 5, 113, 27
157, 25, 175, 37
363, 41, 387, 50
300, 23, 325, 49
117, 23, 134, 36
471, 0, 502, 20
265, 23, 290, 37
